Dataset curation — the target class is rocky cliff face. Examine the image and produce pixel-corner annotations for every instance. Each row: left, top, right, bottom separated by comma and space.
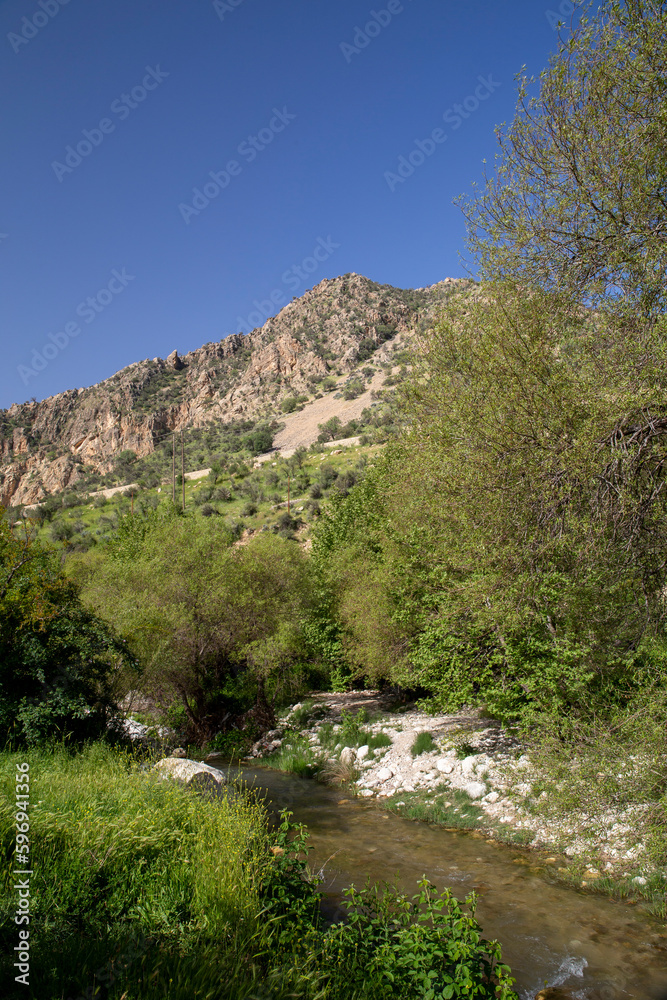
0, 274, 466, 505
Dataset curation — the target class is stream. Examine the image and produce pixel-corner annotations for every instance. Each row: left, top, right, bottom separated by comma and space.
229, 763, 667, 1000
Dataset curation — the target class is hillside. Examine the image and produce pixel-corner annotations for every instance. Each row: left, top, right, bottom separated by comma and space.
0, 274, 467, 506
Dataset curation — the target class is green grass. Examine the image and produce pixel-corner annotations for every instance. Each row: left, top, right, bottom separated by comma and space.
411, 731, 437, 757
266, 733, 321, 777
385, 786, 486, 830
0, 743, 285, 1000
22, 441, 388, 559
368, 731, 392, 750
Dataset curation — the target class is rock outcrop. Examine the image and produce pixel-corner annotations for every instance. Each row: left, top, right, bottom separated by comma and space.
0, 274, 468, 505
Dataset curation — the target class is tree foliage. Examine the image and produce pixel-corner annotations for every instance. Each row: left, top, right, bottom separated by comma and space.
380, 286, 667, 719
462, 1, 667, 319
82, 513, 313, 741
0, 521, 133, 746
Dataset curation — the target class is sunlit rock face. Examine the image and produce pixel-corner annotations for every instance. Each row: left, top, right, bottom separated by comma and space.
0, 274, 468, 505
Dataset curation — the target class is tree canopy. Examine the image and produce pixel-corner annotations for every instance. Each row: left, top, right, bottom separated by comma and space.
0, 521, 134, 746
82, 512, 314, 741
462, 0, 667, 319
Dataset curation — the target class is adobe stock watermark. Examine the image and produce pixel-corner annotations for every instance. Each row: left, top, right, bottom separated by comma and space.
545, 0, 584, 29
178, 106, 296, 225
51, 66, 169, 182
8, 0, 72, 55
383, 74, 501, 192
212, 0, 246, 21
17, 268, 135, 386
235, 235, 340, 333
340, 0, 414, 63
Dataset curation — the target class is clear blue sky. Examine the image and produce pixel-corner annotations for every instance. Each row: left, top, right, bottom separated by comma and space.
0, 0, 589, 409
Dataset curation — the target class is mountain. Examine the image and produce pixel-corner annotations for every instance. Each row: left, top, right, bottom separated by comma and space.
0, 274, 468, 506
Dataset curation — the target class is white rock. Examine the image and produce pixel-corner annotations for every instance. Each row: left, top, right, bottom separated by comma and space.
461, 756, 477, 775
484, 791, 500, 803
437, 759, 454, 774
356, 745, 370, 760
377, 767, 394, 782
359, 789, 375, 798
464, 781, 487, 800
633, 876, 647, 886
340, 747, 355, 765
153, 758, 226, 788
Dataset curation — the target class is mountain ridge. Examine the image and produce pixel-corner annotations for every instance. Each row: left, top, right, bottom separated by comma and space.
1, 273, 469, 506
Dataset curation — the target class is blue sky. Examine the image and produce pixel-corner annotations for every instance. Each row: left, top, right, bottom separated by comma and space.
0, 0, 587, 408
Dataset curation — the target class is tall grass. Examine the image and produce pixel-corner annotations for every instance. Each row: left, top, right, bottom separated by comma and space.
0, 744, 274, 999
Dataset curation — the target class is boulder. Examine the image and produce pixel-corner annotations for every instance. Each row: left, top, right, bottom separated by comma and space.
154, 757, 226, 788
340, 747, 355, 765
463, 781, 487, 800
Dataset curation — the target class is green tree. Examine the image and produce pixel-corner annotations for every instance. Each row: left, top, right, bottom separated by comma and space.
462, 1, 667, 319
0, 522, 134, 746
82, 514, 313, 741
382, 286, 667, 720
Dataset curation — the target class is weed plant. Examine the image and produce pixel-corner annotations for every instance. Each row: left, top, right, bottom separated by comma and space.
411, 731, 437, 757
386, 787, 486, 831
266, 733, 320, 777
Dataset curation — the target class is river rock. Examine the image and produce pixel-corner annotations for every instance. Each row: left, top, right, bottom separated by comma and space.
464, 781, 487, 800
461, 756, 477, 775
154, 758, 226, 788
437, 759, 454, 773
377, 767, 393, 782
340, 747, 355, 765
356, 745, 370, 760
484, 791, 500, 803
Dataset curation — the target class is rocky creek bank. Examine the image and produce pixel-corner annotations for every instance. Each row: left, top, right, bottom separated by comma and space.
248, 691, 664, 895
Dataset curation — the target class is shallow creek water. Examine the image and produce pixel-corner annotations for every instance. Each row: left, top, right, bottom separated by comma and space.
230, 763, 667, 1000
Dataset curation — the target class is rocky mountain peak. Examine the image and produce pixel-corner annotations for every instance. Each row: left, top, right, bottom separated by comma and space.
0, 274, 470, 505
